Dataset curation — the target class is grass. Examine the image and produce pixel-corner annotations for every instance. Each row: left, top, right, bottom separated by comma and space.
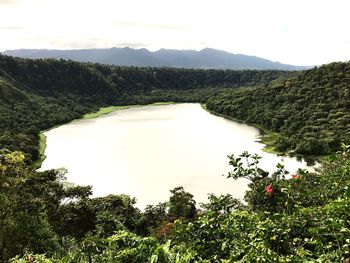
81, 102, 175, 120
33, 132, 47, 168
82, 105, 136, 119
255, 126, 280, 154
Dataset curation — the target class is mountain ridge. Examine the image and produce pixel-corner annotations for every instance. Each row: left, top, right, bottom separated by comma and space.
2, 47, 308, 70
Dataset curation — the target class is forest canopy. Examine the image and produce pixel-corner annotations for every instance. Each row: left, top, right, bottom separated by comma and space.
207, 62, 350, 155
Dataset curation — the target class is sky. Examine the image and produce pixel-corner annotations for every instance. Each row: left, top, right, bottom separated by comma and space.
0, 0, 349, 66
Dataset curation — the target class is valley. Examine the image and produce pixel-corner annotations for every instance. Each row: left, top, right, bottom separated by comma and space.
1, 54, 350, 262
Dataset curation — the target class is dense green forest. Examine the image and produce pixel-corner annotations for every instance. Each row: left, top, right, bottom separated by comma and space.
0, 54, 293, 163
1, 55, 350, 262
207, 62, 350, 155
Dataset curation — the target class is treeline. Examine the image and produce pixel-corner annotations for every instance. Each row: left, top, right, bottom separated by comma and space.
0, 54, 293, 163
207, 61, 350, 155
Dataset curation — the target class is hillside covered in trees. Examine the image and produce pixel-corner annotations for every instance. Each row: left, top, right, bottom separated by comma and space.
0, 54, 293, 163
207, 62, 350, 155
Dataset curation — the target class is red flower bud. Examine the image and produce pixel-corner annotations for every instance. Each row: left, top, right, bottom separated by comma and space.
266, 183, 273, 194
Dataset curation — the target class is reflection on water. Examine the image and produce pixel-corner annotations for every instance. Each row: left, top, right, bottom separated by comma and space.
294, 155, 318, 166
41, 103, 314, 209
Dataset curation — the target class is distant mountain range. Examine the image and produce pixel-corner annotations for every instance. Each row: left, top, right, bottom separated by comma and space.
2, 47, 308, 70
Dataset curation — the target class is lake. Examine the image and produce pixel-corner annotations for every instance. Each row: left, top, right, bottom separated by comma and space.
41, 103, 312, 209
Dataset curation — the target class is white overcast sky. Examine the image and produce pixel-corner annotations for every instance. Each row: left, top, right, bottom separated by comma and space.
0, 0, 349, 65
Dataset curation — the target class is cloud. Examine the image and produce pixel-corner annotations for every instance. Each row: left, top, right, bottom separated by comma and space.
48, 39, 104, 49
45, 38, 151, 50
114, 42, 150, 48
0, 26, 24, 30
112, 21, 187, 31
0, 0, 17, 4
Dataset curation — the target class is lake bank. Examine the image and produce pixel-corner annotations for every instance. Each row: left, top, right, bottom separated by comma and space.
34, 102, 175, 168
81, 102, 175, 120
202, 103, 320, 166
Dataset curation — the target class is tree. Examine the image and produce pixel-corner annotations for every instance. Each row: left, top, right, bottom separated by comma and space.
138, 203, 167, 236
0, 150, 59, 261
0, 150, 92, 261
168, 187, 196, 220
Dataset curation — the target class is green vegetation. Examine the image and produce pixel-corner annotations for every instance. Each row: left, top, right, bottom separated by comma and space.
256, 126, 281, 153
32, 133, 47, 168
207, 62, 350, 155
82, 105, 135, 119
1, 55, 350, 262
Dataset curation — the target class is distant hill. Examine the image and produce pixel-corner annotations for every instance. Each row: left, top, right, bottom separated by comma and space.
2, 47, 307, 70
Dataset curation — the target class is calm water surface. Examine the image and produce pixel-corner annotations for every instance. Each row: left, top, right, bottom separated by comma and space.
41, 103, 312, 208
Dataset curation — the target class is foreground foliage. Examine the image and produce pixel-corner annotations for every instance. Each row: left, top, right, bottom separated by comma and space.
2, 146, 350, 262
171, 147, 350, 262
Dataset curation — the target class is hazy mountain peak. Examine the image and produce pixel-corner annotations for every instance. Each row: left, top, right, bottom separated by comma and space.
2, 47, 309, 70
200, 47, 225, 53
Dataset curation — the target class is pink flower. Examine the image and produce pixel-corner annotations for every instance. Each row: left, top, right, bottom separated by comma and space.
292, 174, 300, 179
266, 183, 273, 194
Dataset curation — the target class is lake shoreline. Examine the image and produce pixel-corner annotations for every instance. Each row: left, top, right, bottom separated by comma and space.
35, 102, 175, 168
201, 103, 321, 165
201, 103, 281, 152
36, 101, 319, 169
40, 103, 314, 208
81, 102, 175, 120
